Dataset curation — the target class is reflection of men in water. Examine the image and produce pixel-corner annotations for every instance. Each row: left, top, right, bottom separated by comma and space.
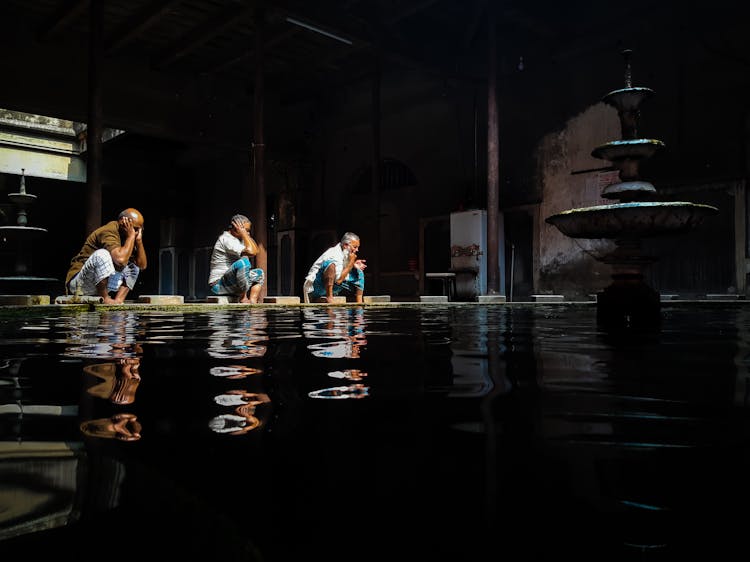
328, 369, 367, 381
303, 307, 367, 358
214, 389, 270, 408
308, 383, 369, 400
64, 311, 143, 359
303, 232, 366, 303
210, 365, 263, 379
80, 413, 142, 441
207, 310, 268, 359
209, 390, 271, 435
83, 358, 141, 405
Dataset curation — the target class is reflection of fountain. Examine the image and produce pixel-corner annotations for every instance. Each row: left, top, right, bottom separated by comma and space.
545, 50, 718, 329
0, 169, 60, 295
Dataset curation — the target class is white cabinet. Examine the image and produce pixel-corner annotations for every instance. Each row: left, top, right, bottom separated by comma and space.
450, 209, 505, 299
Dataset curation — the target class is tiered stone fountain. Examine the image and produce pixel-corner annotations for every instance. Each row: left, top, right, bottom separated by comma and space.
545, 50, 718, 329
0, 169, 60, 296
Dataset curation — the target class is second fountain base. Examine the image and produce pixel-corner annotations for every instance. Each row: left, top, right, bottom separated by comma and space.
596, 273, 661, 331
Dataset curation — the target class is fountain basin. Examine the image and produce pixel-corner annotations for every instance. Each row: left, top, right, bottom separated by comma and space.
0, 226, 48, 241
591, 139, 665, 161
8, 193, 37, 205
602, 87, 653, 111
545, 201, 718, 239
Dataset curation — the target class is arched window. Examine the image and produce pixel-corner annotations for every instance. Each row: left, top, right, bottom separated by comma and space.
350, 157, 417, 194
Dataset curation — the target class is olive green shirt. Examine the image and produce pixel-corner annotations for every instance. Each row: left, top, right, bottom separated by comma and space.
65, 221, 123, 288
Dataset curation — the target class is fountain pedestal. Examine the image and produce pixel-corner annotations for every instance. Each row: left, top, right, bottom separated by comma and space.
596, 239, 660, 327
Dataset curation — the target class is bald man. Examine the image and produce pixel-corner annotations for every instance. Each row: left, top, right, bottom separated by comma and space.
65, 208, 148, 304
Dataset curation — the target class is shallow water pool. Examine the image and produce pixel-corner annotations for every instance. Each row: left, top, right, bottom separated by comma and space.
1, 303, 749, 561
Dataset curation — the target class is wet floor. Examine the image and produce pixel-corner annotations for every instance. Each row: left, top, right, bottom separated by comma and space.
1, 303, 749, 561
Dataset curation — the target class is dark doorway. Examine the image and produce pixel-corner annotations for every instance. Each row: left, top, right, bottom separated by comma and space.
504, 210, 534, 301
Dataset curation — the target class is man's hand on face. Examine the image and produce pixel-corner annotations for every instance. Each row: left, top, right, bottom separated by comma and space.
119, 216, 137, 237
231, 219, 251, 239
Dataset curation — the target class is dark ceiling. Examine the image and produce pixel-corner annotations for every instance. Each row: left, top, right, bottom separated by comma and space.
2, 0, 748, 150
3, 0, 709, 101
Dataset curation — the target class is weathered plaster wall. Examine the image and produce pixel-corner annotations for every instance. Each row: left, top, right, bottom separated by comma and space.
536, 103, 622, 299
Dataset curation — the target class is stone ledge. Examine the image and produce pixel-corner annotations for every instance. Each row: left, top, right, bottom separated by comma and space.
660, 294, 680, 301
54, 295, 103, 304
0, 294, 50, 305
530, 294, 563, 303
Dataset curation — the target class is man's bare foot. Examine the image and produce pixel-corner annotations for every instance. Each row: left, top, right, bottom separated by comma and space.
102, 296, 119, 304
325, 296, 335, 304
239, 296, 251, 304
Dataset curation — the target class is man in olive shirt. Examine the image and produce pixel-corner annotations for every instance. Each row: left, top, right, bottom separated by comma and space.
65, 208, 148, 304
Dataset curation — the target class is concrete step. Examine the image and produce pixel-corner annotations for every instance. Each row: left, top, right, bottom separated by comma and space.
478, 295, 507, 303
420, 295, 448, 303
137, 295, 184, 304
363, 295, 391, 303
205, 295, 239, 304
263, 296, 301, 304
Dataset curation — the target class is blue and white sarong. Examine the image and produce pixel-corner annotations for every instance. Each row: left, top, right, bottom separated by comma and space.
310, 258, 364, 300
210, 256, 265, 296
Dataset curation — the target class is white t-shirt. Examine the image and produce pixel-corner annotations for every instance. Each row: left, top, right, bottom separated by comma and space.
305, 243, 346, 283
208, 231, 246, 284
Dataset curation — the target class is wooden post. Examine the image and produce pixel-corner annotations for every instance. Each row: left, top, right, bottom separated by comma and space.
252, 3, 268, 298
486, 12, 500, 295
371, 51, 381, 294
735, 180, 747, 294
85, 0, 103, 235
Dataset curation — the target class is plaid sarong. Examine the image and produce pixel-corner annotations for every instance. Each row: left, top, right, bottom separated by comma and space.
310, 258, 365, 299
210, 256, 265, 296
68, 248, 140, 296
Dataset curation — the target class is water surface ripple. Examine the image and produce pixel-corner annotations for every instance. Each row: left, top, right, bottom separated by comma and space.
0, 304, 748, 561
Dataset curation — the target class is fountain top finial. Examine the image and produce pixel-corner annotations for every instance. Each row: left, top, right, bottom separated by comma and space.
19, 168, 26, 195
621, 48, 633, 88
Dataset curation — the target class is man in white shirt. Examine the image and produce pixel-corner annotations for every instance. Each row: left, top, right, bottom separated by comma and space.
208, 214, 265, 303
303, 232, 366, 303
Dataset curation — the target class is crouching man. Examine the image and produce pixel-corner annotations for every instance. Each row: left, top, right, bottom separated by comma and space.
65, 208, 147, 304
303, 232, 366, 304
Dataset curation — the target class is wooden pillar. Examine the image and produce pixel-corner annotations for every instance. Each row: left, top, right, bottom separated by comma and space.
252, 3, 268, 298
735, 180, 747, 294
85, 0, 103, 235
486, 11, 501, 295
370, 51, 382, 294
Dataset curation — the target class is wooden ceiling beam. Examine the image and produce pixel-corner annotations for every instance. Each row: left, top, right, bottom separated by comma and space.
38, 0, 89, 41
155, 3, 253, 68
207, 26, 298, 75
105, 0, 184, 54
